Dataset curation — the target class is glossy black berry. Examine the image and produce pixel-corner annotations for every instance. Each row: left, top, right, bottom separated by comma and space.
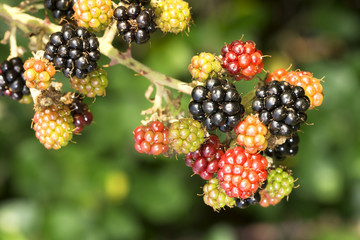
252, 80, 310, 136
189, 78, 244, 132
0, 57, 29, 101
192, 86, 207, 102
45, 0, 75, 22
265, 133, 300, 160
202, 100, 218, 115
115, 4, 156, 44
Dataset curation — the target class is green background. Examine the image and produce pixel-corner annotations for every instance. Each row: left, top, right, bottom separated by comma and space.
0, 0, 360, 239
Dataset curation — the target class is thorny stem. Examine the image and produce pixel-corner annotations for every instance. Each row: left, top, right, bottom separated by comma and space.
0, 2, 193, 99
9, 24, 18, 59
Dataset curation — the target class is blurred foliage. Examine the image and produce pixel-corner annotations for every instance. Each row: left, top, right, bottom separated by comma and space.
0, 0, 360, 239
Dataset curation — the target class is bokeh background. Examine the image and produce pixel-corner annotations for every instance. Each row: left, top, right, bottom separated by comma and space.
0, 0, 360, 239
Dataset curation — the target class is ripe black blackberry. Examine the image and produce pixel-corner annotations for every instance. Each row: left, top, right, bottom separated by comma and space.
44, 24, 101, 79
44, 0, 75, 22
0, 57, 30, 101
236, 191, 261, 209
113, 4, 157, 44
189, 78, 245, 132
120, 0, 150, 5
265, 133, 299, 161
252, 80, 310, 136
69, 95, 93, 134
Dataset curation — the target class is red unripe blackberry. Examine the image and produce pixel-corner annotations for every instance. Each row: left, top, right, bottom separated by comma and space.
133, 121, 169, 155
184, 135, 224, 180
33, 105, 74, 150
202, 178, 236, 211
217, 147, 268, 199
44, 0, 75, 23
221, 40, 263, 81
234, 115, 269, 154
0, 57, 30, 102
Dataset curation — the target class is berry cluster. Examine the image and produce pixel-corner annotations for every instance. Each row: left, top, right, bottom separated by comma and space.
217, 147, 268, 199
24, 58, 56, 90
259, 167, 295, 207
168, 118, 205, 154
73, 0, 113, 32
184, 135, 224, 180
203, 178, 235, 211
69, 96, 93, 134
70, 66, 108, 97
151, 0, 191, 34
265, 133, 299, 161
189, 78, 245, 132
188, 52, 223, 82
127, 36, 324, 211
44, 0, 75, 22
0, 57, 30, 101
45, 24, 101, 79
234, 115, 269, 154
114, 4, 157, 44
134, 121, 169, 155
252, 80, 310, 136
33, 104, 74, 150
221, 40, 263, 81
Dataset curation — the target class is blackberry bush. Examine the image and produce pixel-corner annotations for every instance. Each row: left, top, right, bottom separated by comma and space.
0, 0, 325, 215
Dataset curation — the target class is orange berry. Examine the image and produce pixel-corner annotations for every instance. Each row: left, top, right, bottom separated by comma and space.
24, 59, 35, 70
33, 60, 45, 73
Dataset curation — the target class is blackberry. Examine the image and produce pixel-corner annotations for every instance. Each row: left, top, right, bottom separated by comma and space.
69, 96, 93, 134
252, 81, 310, 137
73, 0, 114, 32
114, 4, 157, 44
45, 24, 101, 79
44, 0, 75, 22
189, 78, 245, 132
184, 135, 224, 180
235, 191, 261, 209
0, 57, 30, 102
265, 133, 299, 161
120, 0, 150, 5
202, 178, 235, 211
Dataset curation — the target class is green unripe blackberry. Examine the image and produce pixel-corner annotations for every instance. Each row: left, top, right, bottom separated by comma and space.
70, 67, 108, 97
188, 52, 223, 82
168, 118, 205, 154
203, 178, 235, 211
151, 0, 191, 34
259, 167, 295, 207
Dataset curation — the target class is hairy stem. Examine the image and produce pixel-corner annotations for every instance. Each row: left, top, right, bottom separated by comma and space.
0, 2, 193, 95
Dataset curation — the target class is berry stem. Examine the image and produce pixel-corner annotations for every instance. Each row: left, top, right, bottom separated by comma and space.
9, 23, 18, 59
